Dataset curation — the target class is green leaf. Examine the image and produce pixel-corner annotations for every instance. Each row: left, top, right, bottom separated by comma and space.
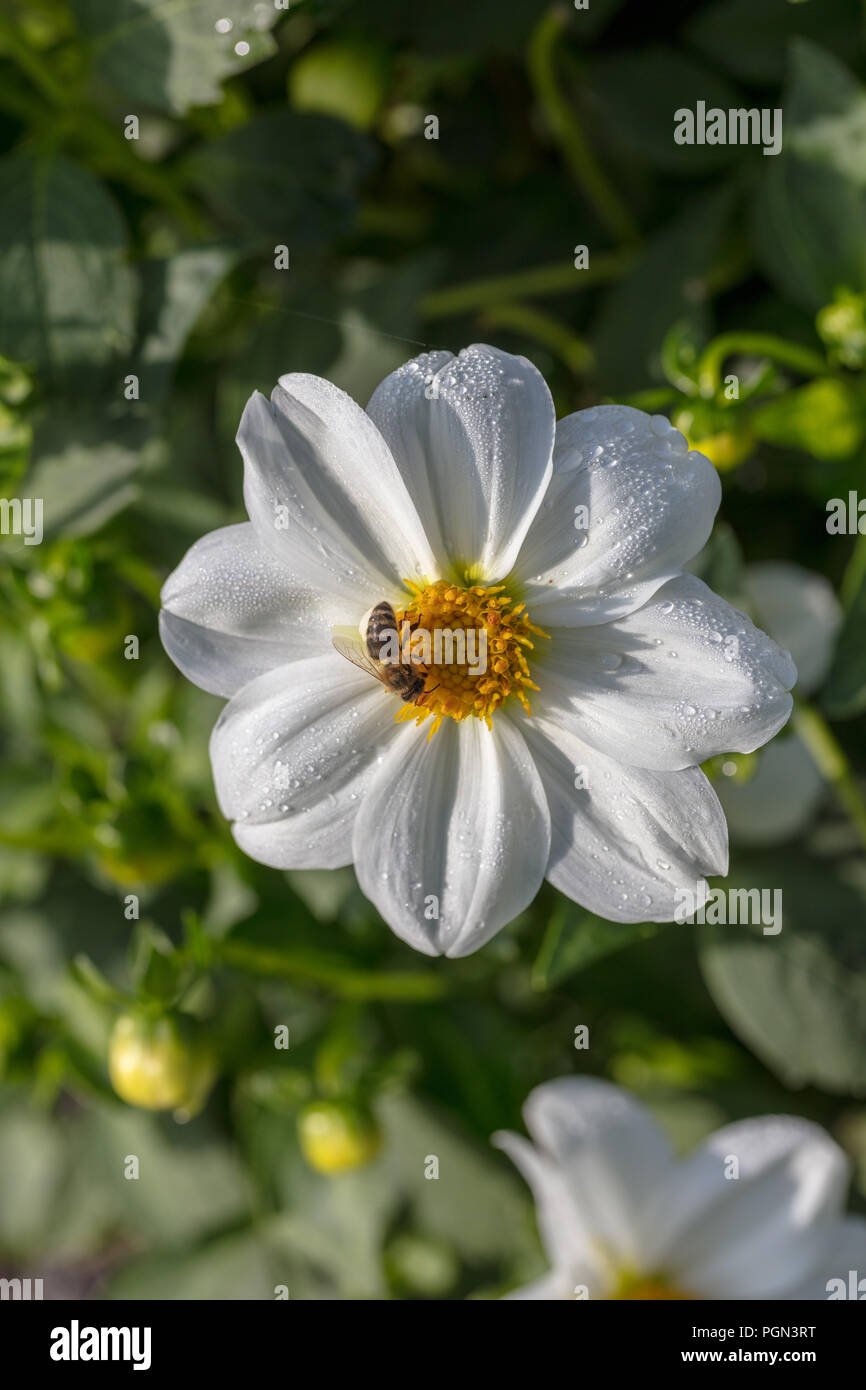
105, 1228, 276, 1300
594, 185, 735, 391
698, 858, 866, 1094
0, 154, 136, 388
71, 0, 280, 116
82, 1101, 254, 1247
185, 112, 376, 246
689, 521, 746, 606
823, 536, 866, 718
685, 0, 858, 86
590, 47, 742, 174
752, 42, 866, 311
750, 378, 866, 460
135, 247, 236, 407
533, 902, 665, 990
24, 413, 159, 539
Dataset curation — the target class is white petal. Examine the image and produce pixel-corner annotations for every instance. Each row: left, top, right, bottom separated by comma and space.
648, 1116, 850, 1299
352, 717, 550, 957
787, 1217, 866, 1299
745, 562, 842, 695
521, 1077, 674, 1268
493, 1131, 592, 1278
715, 734, 825, 847
536, 574, 796, 771
502, 1273, 575, 1300
366, 344, 555, 579
513, 406, 721, 626
517, 714, 728, 922
238, 373, 438, 608
209, 654, 397, 869
159, 523, 338, 698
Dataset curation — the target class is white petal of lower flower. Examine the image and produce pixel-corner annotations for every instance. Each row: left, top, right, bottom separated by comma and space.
786, 1216, 866, 1299
492, 1131, 595, 1280
715, 734, 825, 847
512, 406, 720, 626
366, 344, 555, 580
516, 713, 728, 922
649, 1116, 849, 1299
536, 574, 797, 771
238, 373, 438, 607
521, 1077, 675, 1271
745, 561, 842, 695
160, 523, 338, 697
502, 1273, 576, 1300
352, 717, 550, 957
209, 654, 397, 869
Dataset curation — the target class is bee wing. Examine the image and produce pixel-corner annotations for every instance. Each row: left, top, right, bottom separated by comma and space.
331, 626, 385, 684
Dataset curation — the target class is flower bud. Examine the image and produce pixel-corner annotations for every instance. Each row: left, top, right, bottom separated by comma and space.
297, 1100, 382, 1174
108, 1012, 215, 1115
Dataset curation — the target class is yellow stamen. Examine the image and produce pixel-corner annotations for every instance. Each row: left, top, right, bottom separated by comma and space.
395, 577, 548, 735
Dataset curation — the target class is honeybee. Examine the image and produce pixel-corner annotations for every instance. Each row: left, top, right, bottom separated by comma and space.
332, 600, 427, 703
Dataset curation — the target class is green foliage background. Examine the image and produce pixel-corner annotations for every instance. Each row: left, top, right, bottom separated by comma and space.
1, 0, 865, 1299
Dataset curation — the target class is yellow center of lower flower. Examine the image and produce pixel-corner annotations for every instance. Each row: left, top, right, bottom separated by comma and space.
394, 578, 547, 736
610, 1269, 693, 1300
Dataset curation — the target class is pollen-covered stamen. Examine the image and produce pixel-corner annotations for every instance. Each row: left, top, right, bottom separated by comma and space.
394, 578, 548, 735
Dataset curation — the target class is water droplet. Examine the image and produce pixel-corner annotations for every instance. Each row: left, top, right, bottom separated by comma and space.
599, 651, 623, 671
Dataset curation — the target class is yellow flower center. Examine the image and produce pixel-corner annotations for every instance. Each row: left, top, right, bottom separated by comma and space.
395, 578, 547, 737
610, 1269, 693, 1301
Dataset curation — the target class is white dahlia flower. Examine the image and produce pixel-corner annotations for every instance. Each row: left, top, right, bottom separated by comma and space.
159, 345, 796, 956
495, 1077, 866, 1300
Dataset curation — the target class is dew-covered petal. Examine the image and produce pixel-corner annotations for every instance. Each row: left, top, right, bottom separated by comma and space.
366, 344, 555, 580
209, 654, 397, 869
647, 1117, 850, 1299
238, 373, 438, 607
352, 716, 550, 957
159, 523, 339, 698
512, 406, 720, 626
516, 713, 728, 922
536, 574, 797, 771
745, 561, 842, 695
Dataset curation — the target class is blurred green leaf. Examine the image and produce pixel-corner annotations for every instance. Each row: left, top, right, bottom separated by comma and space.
0, 154, 136, 388
699, 858, 866, 1094
753, 42, 866, 311
590, 47, 742, 174
25, 414, 158, 539
823, 536, 866, 718
594, 185, 735, 390
533, 902, 664, 990
71, 0, 280, 116
185, 112, 377, 246
750, 378, 866, 460
686, 0, 858, 85
135, 247, 236, 407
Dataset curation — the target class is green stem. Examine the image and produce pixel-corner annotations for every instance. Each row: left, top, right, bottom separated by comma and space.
420, 248, 634, 320
793, 700, 866, 853
479, 301, 594, 373
697, 333, 828, 398
528, 6, 639, 247
0, 16, 71, 107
